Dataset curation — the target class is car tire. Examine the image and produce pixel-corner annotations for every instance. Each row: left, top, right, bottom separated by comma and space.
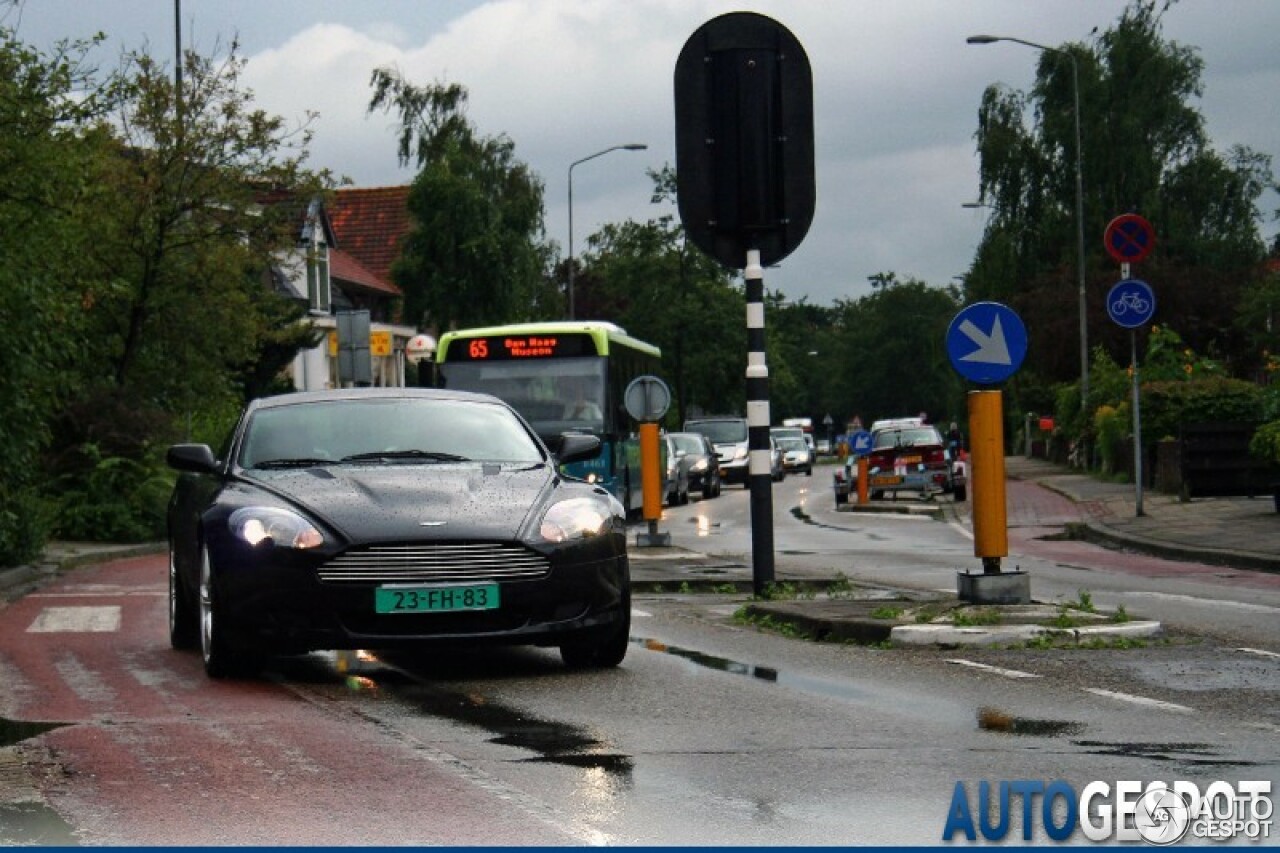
169, 542, 199, 650
560, 590, 630, 669
199, 543, 259, 679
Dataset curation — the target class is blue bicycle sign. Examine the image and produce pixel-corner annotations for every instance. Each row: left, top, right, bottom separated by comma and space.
1106, 279, 1156, 329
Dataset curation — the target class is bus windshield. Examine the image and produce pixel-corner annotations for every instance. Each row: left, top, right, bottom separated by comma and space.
439, 357, 607, 439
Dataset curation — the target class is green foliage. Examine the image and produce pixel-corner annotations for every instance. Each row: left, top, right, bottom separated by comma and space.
1249, 420, 1280, 468
0, 27, 116, 566
953, 608, 1002, 627
1140, 377, 1263, 442
1093, 403, 1130, 474
50, 442, 174, 542
827, 274, 964, 425
966, 1, 1273, 387
369, 68, 553, 331
580, 166, 747, 422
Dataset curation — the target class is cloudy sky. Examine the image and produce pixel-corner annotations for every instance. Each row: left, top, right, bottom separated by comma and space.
9, 0, 1279, 307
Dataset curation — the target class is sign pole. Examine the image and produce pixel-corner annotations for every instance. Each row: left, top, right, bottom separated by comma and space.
1131, 330, 1145, 517
745, 249, 775, 594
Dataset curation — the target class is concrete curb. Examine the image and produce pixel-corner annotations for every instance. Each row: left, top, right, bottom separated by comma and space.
1068, 521, 1280, 575
0, 542, 166, 600
891, 620, 1163, 648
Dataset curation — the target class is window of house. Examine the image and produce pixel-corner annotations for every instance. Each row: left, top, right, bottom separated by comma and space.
306, 241, 331, 314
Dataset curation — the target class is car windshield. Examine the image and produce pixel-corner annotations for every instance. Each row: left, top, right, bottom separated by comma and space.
688, 420, 747, 443
239, 397, 545, 469
873, 427, 942, 450
778, 438, 807, 451
671, 434, 705, 454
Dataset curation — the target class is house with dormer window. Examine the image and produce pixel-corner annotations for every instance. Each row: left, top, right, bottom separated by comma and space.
272, 187, 418, 390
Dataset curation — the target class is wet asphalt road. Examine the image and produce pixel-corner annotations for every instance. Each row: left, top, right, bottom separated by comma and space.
1, 470, 1277, 845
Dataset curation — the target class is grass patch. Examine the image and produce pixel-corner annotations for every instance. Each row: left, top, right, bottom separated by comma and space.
827, 571, 855, 600
732, 607, 809, 639
953, 607, 1003, 627
870, 605, 905, 620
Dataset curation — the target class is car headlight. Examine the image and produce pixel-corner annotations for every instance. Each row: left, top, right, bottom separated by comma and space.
229, 506, 324, 549
691, 459, 708, 472
540, 497, 614, 543
733, 447, 748, 461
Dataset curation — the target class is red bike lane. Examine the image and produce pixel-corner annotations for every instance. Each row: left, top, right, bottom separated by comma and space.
0, 554, 580, 845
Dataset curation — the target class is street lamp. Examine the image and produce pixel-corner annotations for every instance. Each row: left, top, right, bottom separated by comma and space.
967, 34, 1088, 409
567, 143, 647, 319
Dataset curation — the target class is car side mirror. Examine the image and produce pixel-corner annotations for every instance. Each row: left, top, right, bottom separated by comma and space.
556, 433, 602, 466
167, 443, 218, 474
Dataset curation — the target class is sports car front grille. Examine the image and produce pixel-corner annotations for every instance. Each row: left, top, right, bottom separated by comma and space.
317, 543, 550, 585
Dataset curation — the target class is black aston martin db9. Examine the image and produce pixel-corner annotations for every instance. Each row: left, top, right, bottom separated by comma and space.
165, 388, 630, 678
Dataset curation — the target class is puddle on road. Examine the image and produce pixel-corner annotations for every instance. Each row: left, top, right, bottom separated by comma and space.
0, 719, 77, 846
633, 637, 935, 709
0, 718, 63, 748
978, 707, 1084, 737
1072, 740, 1257, 767
0, 802, 79, 846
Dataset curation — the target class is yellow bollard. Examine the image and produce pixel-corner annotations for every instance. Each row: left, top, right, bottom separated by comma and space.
640, 422, 662, 522
857, 456, 869, 504
968, 390, 1008, 568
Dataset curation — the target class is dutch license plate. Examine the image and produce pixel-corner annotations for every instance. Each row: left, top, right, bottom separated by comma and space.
375, 583, 500, 614
898, 455, 922, 465
870, 474, 903, 487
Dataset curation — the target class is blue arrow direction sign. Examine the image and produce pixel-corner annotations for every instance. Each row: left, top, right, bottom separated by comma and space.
850, 430, 872, 455
946, 302, 1028, 384
1106, 279, 1156, 329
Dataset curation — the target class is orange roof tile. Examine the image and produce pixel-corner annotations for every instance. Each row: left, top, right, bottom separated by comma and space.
329, 186, 413, 285
330, 248, 401, 297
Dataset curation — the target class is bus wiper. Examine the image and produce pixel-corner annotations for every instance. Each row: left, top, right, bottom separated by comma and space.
254, 458, 333, 469
340, 450, 471, 463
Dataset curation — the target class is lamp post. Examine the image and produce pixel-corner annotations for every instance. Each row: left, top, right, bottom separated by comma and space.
967, 34, 1088, 410
567, 144, 647, 319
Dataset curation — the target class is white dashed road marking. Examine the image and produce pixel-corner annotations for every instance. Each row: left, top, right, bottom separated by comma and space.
27, 606, 121, 633
1083, 687, 1193, 714
946, 659, 1041, 679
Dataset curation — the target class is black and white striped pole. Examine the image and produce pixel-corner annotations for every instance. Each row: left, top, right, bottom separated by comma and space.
674, 12, 815, 597
744, 249, 775, 592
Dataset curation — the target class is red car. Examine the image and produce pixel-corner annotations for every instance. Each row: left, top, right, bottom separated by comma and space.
834, 420, 967, 504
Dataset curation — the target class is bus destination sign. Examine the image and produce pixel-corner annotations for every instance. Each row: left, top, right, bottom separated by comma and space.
458, 333, 594, 361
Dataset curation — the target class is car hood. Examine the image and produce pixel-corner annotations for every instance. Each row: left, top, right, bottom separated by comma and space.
241, 463, 555, 542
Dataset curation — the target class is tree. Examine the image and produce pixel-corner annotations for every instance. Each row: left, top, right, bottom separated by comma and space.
367, 69, 555, 331
84, 43, 327, 412
0, 26, 112, 564
43, 40, 329, 543
579, 166, 745, 424
966, 1, 1273, 391
827, 275, 965, 426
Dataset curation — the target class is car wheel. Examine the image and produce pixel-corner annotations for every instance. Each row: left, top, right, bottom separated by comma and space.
954, 483, 967, 502
805, 466, 813, 476
169, 542, 199, 650
199, 543, 259, 679
560, 589, 631, 670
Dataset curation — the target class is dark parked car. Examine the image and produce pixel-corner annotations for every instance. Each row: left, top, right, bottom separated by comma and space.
668, 431, 721, 499
165, 388, 631, 678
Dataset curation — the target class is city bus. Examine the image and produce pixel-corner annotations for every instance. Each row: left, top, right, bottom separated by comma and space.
434, 321, 662, 515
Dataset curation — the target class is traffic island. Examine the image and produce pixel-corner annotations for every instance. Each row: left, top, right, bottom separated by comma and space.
739, 596, 1162, 649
